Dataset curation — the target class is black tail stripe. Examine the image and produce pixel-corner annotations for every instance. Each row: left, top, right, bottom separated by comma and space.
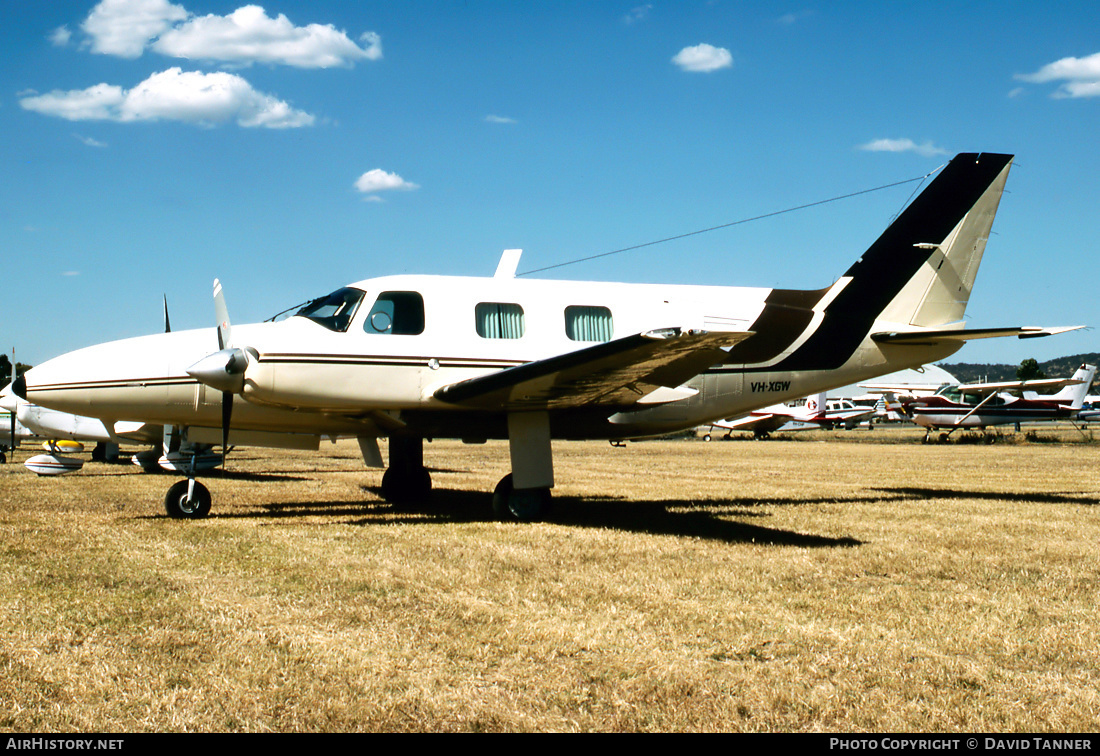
746, 153, 1013, 372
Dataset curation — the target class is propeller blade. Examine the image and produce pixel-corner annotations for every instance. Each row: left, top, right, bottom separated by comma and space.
207, 279, 245, 471
221, 390, 233, 468
214, 279, 231, 350
163, 294, 171, 333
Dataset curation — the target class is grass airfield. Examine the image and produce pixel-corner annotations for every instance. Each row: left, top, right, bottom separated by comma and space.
1, 427, 1098, 732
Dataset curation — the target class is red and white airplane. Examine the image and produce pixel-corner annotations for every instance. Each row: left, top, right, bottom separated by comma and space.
702, 393, 874, 439
901, 363, 1096, 440
12, 153, 1084, 520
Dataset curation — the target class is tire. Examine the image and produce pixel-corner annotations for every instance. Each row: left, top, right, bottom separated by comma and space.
381, 466, 432, 506
164, 480, 212, 519
492, 474, 551, 522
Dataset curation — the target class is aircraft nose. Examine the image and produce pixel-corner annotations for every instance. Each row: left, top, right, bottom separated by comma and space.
0, 383, 18, 411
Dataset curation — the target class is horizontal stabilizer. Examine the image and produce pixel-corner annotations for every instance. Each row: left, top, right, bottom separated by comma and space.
871, 325, 1085, 346
712, 413, 781, 433
435, 328, 750, 411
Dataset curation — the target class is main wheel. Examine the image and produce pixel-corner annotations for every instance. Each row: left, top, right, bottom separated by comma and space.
164, 480, 212, 519
381, 466, 432, 506
492, 474, 552, 522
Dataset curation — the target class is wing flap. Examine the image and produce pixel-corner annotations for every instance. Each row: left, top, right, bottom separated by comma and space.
434, 328, 751, 411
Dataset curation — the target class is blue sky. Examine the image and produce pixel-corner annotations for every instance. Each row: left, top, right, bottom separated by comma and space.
3, 1, 1098, 369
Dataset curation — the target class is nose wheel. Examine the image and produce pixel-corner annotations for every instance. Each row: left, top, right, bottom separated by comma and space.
164, 479, 212, 519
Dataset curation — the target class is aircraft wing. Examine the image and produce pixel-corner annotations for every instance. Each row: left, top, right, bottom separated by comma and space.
825, 407, 875, 423
871, 325, 1085, 346
434, 327, 751, 411
710, 412, 782, 432
860, 382, 948, 396
956, 377, 1083, 396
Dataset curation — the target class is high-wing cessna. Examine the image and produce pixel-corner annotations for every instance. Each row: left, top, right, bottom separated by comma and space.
13, 153, 1083, 520
901, 363, 1097, 441
702, 393, 874, 440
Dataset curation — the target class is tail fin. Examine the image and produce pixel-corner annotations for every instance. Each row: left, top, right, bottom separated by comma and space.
882, 391, 909, 419
798, 392, 827, 421
877, 153, 1014, 328
1022, 364, 1096, 408
1057, 364, 1096, 409
730, 153, 1015, 371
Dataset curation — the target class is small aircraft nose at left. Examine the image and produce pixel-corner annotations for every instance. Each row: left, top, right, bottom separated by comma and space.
14, 330, 213, 422
0, 383, 18, 413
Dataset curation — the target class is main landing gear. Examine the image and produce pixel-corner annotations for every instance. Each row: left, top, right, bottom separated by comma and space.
492, 412, 554, 522
380, 436, 432, 505
378, 414, 556, 523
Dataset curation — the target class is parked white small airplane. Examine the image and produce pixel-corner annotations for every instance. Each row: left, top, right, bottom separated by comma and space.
702, 393, 874, 439
13, 153, 1083, 520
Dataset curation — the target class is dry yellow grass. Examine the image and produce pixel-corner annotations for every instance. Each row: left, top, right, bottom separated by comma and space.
1, 429, 1098, 731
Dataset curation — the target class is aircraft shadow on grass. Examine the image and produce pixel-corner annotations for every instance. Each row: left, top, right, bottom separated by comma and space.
873, 486, 1099, 507
220, 487, 870, 547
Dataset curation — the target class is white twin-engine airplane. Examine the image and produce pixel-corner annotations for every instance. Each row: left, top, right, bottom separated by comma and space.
13, 153, 1082, 521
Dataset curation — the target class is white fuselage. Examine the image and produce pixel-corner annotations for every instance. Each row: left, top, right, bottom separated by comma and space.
22, 272, 954, 444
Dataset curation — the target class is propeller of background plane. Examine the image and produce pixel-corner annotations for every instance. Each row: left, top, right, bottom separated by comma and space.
186, 279, 252, 466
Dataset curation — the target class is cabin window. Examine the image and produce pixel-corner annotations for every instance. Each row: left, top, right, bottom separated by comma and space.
295, 287, 365, 332
364, 291, 425, 335
476, 302, 525, 339
565, 305, 613, 342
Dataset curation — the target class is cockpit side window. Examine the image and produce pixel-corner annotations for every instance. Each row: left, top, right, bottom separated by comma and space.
294, 287, 365, 332
364, 291, 425, 335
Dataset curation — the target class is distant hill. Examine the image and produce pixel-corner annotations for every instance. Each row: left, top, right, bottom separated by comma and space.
938, 353, 1100, 390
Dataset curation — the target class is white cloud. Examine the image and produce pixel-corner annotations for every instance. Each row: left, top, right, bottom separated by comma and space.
484, 114, 517, 124
624, 5, 652, 25
777, 10, 813, 25
20, 83, 126, 122
672, 43, 732, 73
153, 5, 382, 68
19, 68, 315, 129
354, 169, 419, 196
858, 138, 948, 158
79, 0, 381, 68
1015, 52, 1100, 98
74, 134, 108, 147
49, 26, 73, 47
82, 0, 188, 58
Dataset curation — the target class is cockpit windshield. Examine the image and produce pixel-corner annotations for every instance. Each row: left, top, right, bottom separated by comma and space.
293, 287, 365, 332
